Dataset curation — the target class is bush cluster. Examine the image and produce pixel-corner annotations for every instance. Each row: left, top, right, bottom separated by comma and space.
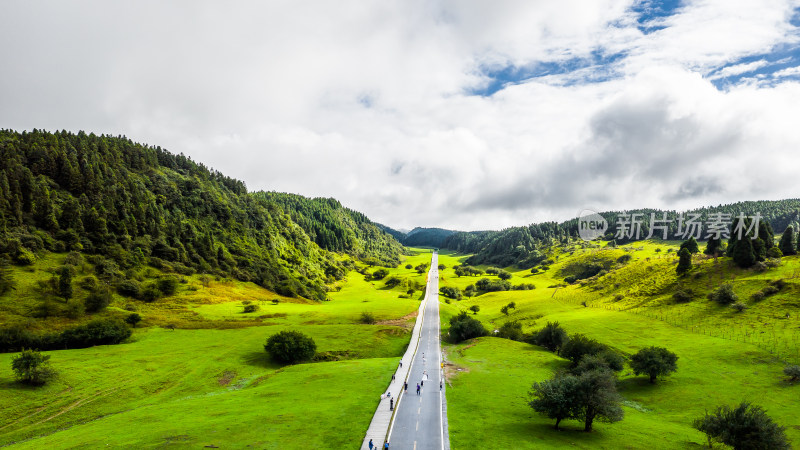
0, 319, 132, 353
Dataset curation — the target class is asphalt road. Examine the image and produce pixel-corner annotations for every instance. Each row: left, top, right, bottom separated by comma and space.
388, 252, 449, 450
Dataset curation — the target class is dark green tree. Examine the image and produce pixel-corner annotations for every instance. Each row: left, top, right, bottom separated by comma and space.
778, 226, 796, 256
676, 248, 692, 276
733, 237, 756, 268
574, 369, 624, 432
11, 349, 55, 385
469, 305, 480, 314
497, 270, 512, 280
57, 266, 74, 300
692, 402, 789, 450
680, 237, 699, 254
529, 373, 581, 430
534, 321, 569, 354
704, 236, 723, 257
448, 311, 487, 342
264, 330, 317, 364
629, 346, 678, 383
561, 334, 607, 367
125, 313, 142, 328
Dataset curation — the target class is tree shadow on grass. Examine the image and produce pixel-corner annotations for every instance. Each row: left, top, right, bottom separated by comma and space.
241, 351, 283, 370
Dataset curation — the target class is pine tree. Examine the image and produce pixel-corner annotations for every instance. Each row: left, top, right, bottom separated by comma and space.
676, 248, 692, 276
779, 226, 796, 256
680, 237, 699, 254
704, 236, 722, 257
733, 236, 756, 268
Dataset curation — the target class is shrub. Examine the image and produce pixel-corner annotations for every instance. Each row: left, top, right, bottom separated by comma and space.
157, 277, 179, 296
359, 311, 376, 324
384, 276, 402, 288
629, 346, 678, 383
497, 270, 512, 280
693, 402, 789, 450
617, 254, 632, 264
85, 286, 112, 313
59, 319, 132, 348
533, 322, 569, 354
766, 246, 783, 259
15, 248, 37, 265
561, 334, 607, 367
784, 365, 800, 382
243, 304, 258, 313
140, 282, 162, 302
372, 268, 389, 280
672, 289, 694, 303
405, 264, 413, 269
731, 301, 748, 313
448, 311, 487, 342
572, 351, 625, 375
709, 283, 738, 305
469, 305, 480, 314
11, 349, 55, 385
125, 313, 142, 327
264, 330, 317, 364
497, 321, 523, 341
439, 286, 462, 300
63, 251, 83, 266
750, 291, 766, 302
117, 279, 142, 298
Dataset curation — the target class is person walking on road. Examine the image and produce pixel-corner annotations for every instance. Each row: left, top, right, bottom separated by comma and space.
416, 383, 420, 395
384, 442, 389, 450
390, 398, 394, 411
368, 439, 374, 449
391, 374, 395, 383
440, 380, 443, 390
421, 379, 424, 388
404, 381, 408, 392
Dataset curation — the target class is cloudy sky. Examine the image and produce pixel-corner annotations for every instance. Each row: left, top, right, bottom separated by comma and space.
2, 1, 800, 231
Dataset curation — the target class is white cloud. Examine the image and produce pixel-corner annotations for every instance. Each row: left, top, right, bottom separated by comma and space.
2, 0, 800, 230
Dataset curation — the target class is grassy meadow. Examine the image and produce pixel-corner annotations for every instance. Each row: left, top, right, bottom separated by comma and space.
0, 249, 436, 447
439, 242, 800, 448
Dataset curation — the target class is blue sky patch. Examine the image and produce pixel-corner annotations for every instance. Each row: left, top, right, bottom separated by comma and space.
631, 0, 683, 34
470, 50, 626, 96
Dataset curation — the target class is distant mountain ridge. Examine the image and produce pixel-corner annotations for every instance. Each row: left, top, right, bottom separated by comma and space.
440, 200, 800, 268
376, 225, 457, 248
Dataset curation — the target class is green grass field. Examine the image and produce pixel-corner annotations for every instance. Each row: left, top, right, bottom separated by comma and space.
441, 242, 800, 448
0, 250, 434, 447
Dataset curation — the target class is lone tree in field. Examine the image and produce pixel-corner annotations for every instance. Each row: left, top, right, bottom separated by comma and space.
534, 321, 569, 355
497, 270, 512, 280
779, 226, 796, 256
676, 248, 692, 276
469, 305, 480, 314
264, 330, 317, 364
629, 346, 678, 383
12, 349, 55, 385
680, 237, 700, 254
693, 402, 790, 450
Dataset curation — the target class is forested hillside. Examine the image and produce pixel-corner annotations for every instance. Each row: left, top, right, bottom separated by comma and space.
442, 201, 800, 268
0, 129, 402, 302
254, 192, 402, 266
